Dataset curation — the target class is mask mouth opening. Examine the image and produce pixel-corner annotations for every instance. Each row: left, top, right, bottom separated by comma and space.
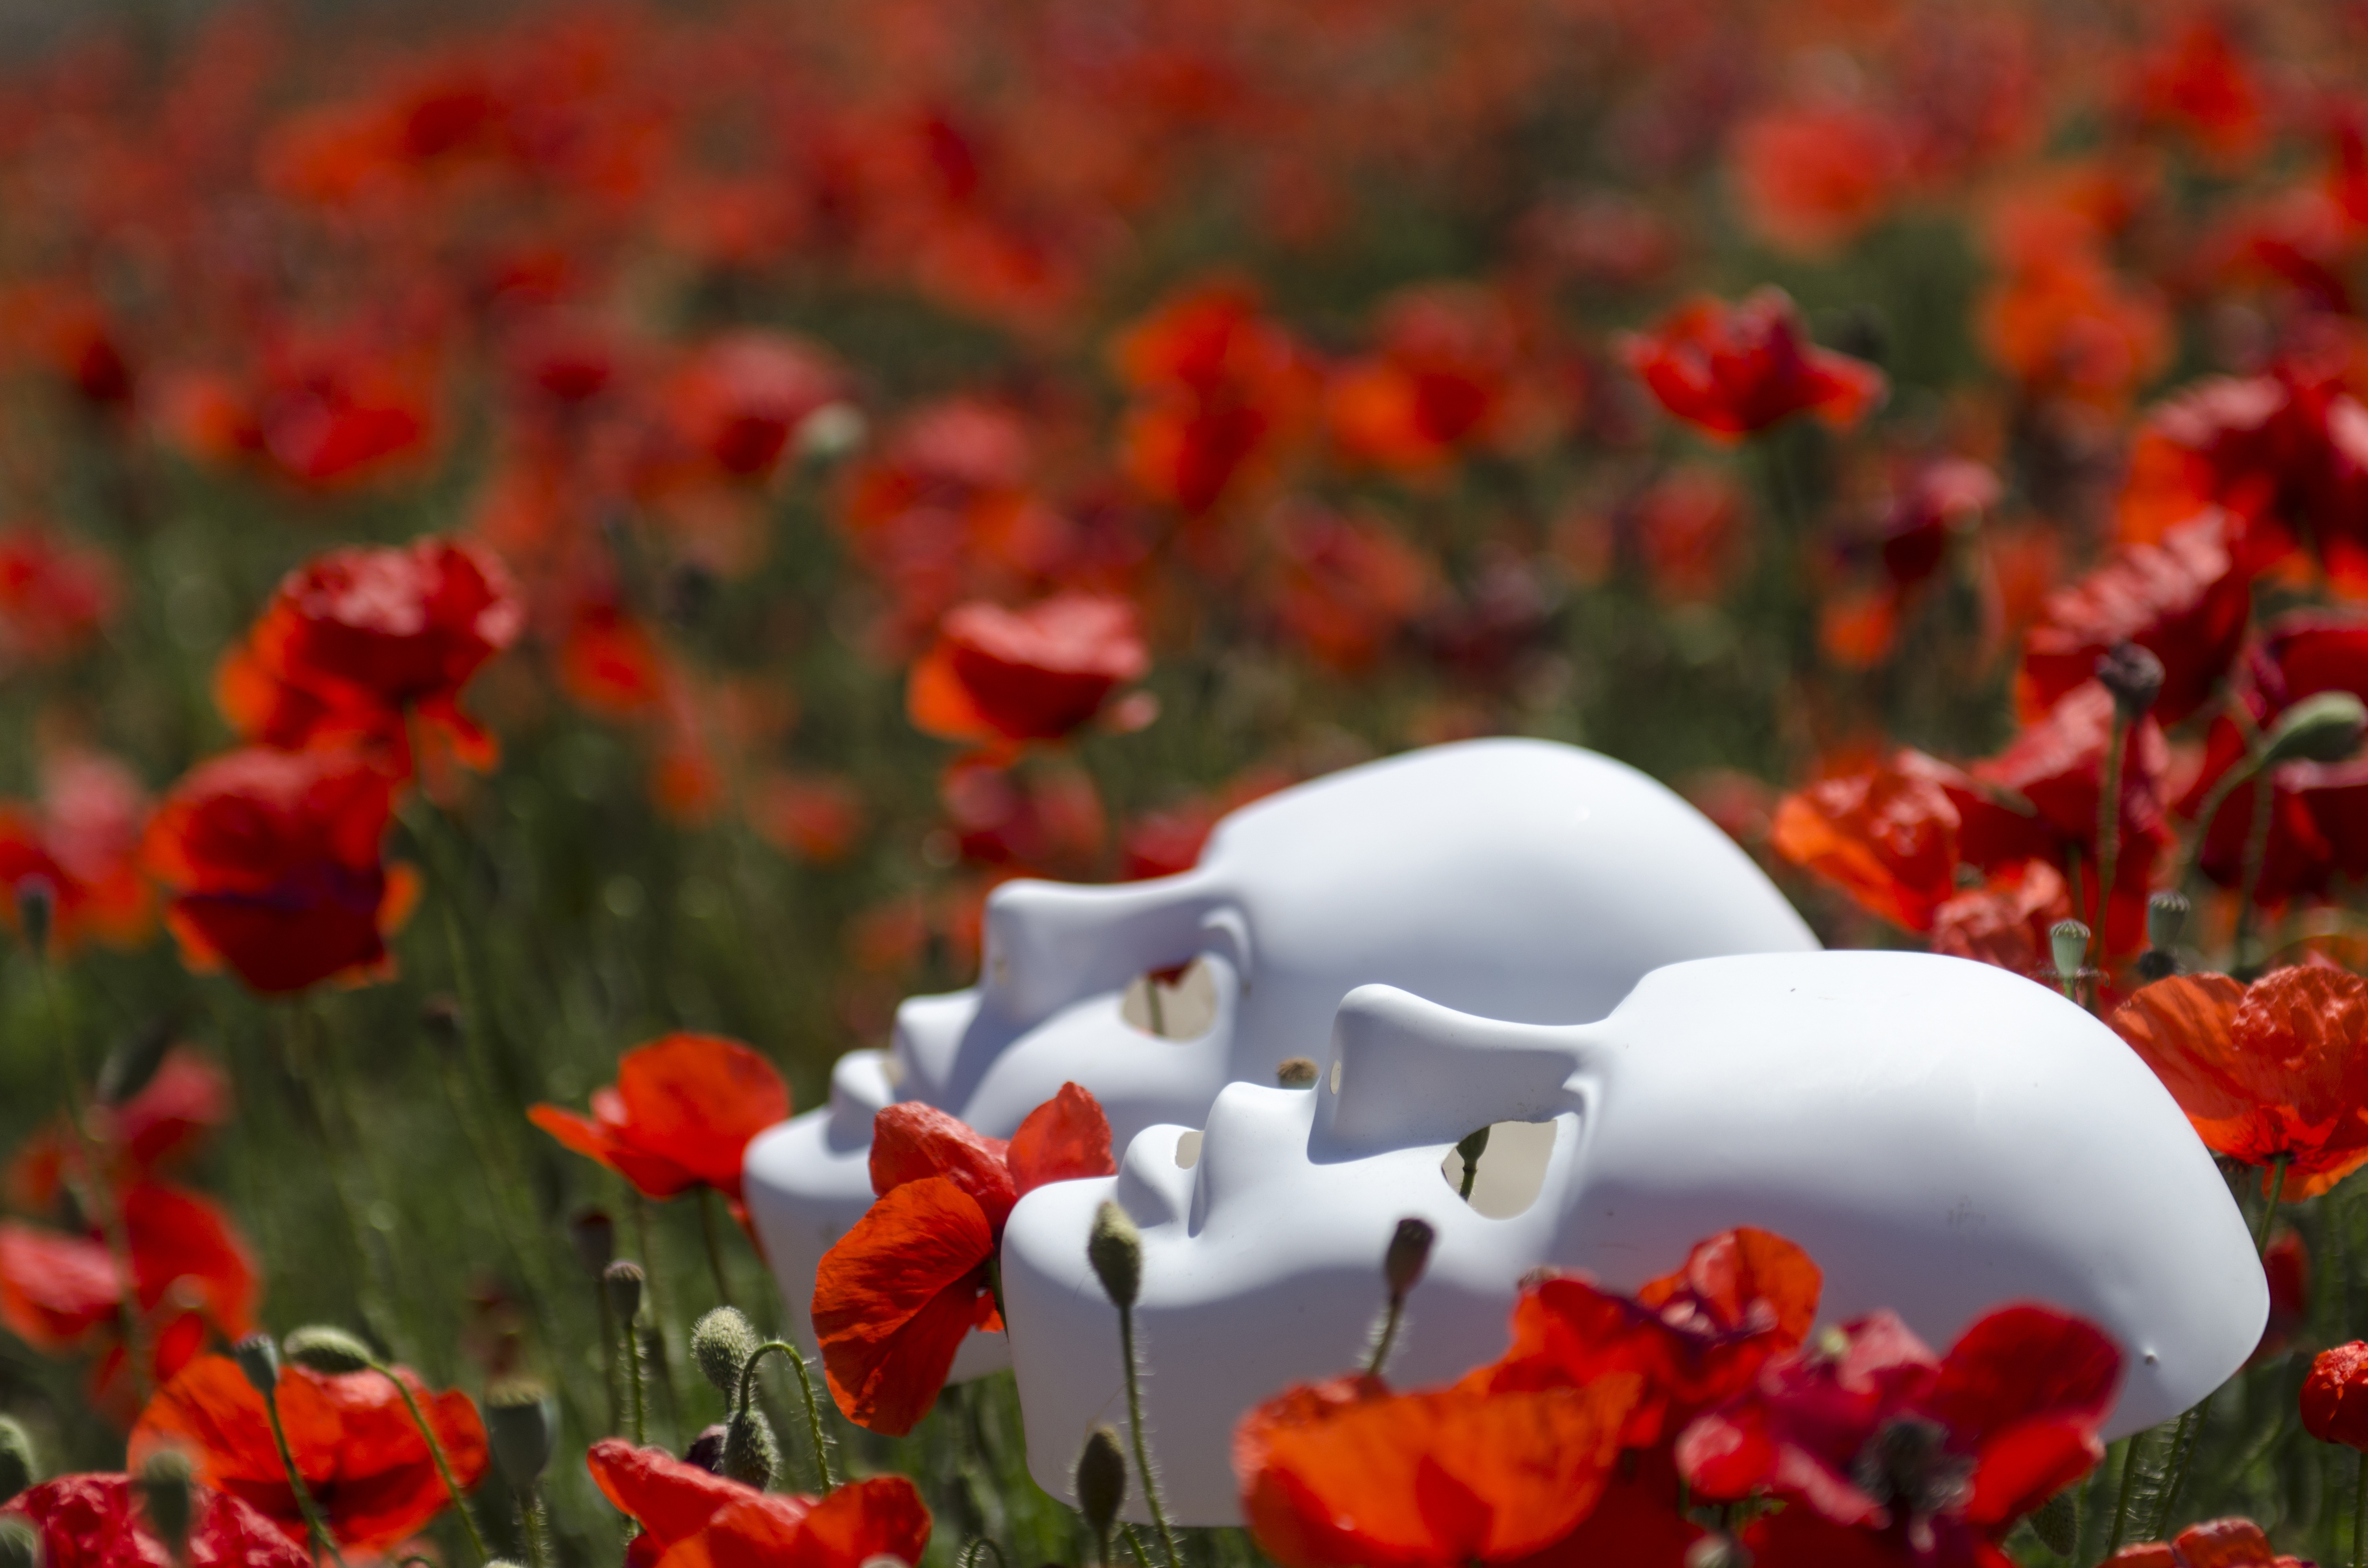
1439, 1117, 1561, 1219
1120, 956, 1221, 1040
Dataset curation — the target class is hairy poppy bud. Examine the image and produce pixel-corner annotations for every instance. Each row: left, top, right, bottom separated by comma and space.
2264, 691, 2368, 766
97, 1015, 179, 1108
1385, 1217, 1435, 1299
485, 1377, 557, 1488
282, 1325, 376, 1375
569, 1209, 616, 1276
233, 1333, 282, 1396
0, 1516, 37, 1568
720, 1408, 779, 1490
1088, 1201, 1143, 1311
1275, 1057, 1319, 1089
420, 995, 464, 1053
685, 1424, 729, 1473
2049, 919, 2089, 992
1074, 1425, 1128, 1555
691, 1308, 760, 1400
14, 878, 51, 962
0, 1416, 35, 1503
2030, 1487, 2078, 1556
2094, 641, 2164, 722
604, 1260, 645, 1322
137, 1448, 193, 1566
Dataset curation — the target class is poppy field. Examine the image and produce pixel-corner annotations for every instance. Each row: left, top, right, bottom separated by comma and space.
11, 0, 2368, 1565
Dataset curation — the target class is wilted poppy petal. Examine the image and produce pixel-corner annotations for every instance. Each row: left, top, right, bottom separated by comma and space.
812, 1176, 998, 1436
1006, 1082, 1116, 1195
868, 1103, 1018, 1223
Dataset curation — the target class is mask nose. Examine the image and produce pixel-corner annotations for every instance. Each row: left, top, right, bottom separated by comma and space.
891, 988, 982, 1104
980, 870, 1236, 1026
1314, 985, 1591, 1157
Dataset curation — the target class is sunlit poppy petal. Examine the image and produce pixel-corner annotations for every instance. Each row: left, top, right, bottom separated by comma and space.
1006, 1082, 1116, 1195
868, 1103, 1016, 1220
812, 1176, 998, 1436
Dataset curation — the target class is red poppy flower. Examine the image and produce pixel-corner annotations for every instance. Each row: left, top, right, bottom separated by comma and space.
2133, 17, 2264, 163
9, 1046, 231, 1213
1621, 289, 1885, 441
530, 1033, 791, 1216
1929, 860, 2072, 978
1677, 1305, 2120, 1568
2108, 1518, 2310, 1568
219, 537, 521, 776
812, 1084, 1115, 1435
142, 747, 411, 995
6, 1472, 309, 1568
0, 526, 118, 665
1979, 249, 2169, 412
2019, 511, 2252, 725
1770, 752, 1972, 933
1114, 282, 1316, 514
1324, 284, 1529, 474
1234, 1372, 1644, 1568
129, 1352, 488, 1553
1268, 504, 1440, 673
907, 595, 1150, 749
587, 1439, 931, 1568
1728, 105, 1905, 257
666, 331, 841, 479
0, 748, 153, 952
0, 1181, 258, 1356
2304, 1342, 2368, 1449
2109, 967, 2368, 1198
1633, 468, 1750, 606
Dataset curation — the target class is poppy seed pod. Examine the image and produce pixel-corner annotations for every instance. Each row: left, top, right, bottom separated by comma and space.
2146, 890, 2189, 955
719, 1408, 779, 1490
0, 1416, 34, 1503
1275, 1057, 1319, 1088
232, 1332, 282, 1396
2049, 920, 2089, 987
569, 1209, 616, 1276
137, 1448, 194, 1565
282, 1325, 377, 1375
1088, 1200, 1143, 1310
2094, 641, 2165, 722
690, 1307, 760, 1399
1074, 1425, 1128, 1550
603, 1260, 646, 1321
1384, 1217, 1436, 1298
484, 1377, 557, 1487
0, 1516, 35, 1568
2263, 691, 2368, 766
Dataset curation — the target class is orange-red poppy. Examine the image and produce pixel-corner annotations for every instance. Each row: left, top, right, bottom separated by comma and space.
10, 1046, 231, 1213
129, 1351, 488, 1553
2303, 1341, 2368, 1449
1770, 752, 1970, 933
1235, 1372, 1643, 1568
2108, 1518, 2311, 1568
7, 1472, 309, 1568
2019, 512, 2252, 725
812, 1085, 1114, 1435
588, 1438, 932, 1568
2110, 967, 2368, 1198
1113, 281, 1316, 515
907, 595, 1150, 749
0, 525, 119, 666
0, 748, 153, 953
530, 1033, 791, 1216
1621, 289, 1885, 441
142, 747, 413, 995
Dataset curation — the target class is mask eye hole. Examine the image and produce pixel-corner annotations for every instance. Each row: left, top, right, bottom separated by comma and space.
1440, 1119, 1558, 1219
1120, 956, 1219, 1040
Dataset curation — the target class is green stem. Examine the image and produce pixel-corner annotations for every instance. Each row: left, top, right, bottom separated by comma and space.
372, 1362, 489, 1565
2092, 711, 2126, 985
623, 1307, 648, 1445
1120, 1525, 1154, 1568
2148, 1403, 2204, 1542
1117, 1305, 1181, 1568
264, 1381, 350, 1568
957, 1540, 1011, 1568
2233, 761, 2277, 971
2106, 1432, 2146, 1556
2255, 1158, 2290, 1257
519, 1487, 552, 1568
699, 1188, 735, 1309
737, 1341, 836, 1492
36, 956, 150, 1403
2354, 1447, 2365, 1568
1368, 1294, 1407, 1379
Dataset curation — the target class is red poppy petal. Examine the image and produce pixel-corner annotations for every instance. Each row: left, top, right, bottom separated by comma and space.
1965, 1419, 2104, 1529
587, 1439, 762, 1549
1925, 1304, 2121, 1445
0, 1222, 120, 1349
2173, 1517, 2285, 1568
869, 1103, 1017, 1222
2110, 976, 2258, 1148
614, 1034, 793, 1197
1006, 1083, 1117, 1195
121, 1181, 260, 1338
811, 1176, 997, 1436
907, 642, 999, 745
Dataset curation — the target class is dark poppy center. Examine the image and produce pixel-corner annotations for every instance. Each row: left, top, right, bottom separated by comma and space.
1851, 1414, 1973, 1519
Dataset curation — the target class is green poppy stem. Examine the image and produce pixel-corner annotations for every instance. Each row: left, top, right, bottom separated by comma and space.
370, 1360, 489, 1565
699, 1188, 735, 1309
1116, 1302, 1182, 1568
737, 1341, 836, 1492
262, 1381, 349, 1568
2092, 710, 2126, 984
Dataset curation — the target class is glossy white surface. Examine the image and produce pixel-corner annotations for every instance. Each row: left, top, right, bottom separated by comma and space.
1000, 952, 2268, 1524
743, 738, 1819, 1370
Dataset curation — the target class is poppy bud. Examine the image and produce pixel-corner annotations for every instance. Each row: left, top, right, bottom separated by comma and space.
2094, 642, 2164, 722
233, 1333, 282, 1396
1074, 1425, 1128, 1556
1275, 1057, 1319, 1089
720, 1408, 779, 1490
96, 1014, 180, 1108
690, 1307, 760, 1400
0, 1416, 35, 1503
485, 1377, 557, 1488
1684, 1532, 1750, 1568
13, 878, 51, 961
685, 1425, 729, 1473
0, 1516, 36, 1568
1385, 1217, 1435, 1299
569, 1209, 616, 1276
1088, 1200, 1143, 1311
2030, 1488, 2078, 1556
282, 1325, 376, 1375
420, 995, 464, 1053
2264, 691, 2368, 766
137, 1448, 193, 1566
2049, 919, 2089, 994
604, 1260, 645, 1322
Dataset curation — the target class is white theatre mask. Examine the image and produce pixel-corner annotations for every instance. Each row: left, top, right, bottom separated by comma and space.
998, 950, 2267, 1525
743, 737, 1818, 1375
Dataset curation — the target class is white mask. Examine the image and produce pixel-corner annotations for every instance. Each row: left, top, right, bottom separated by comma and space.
999, 950, 2266, 1524
744, 737, 1817, 1378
